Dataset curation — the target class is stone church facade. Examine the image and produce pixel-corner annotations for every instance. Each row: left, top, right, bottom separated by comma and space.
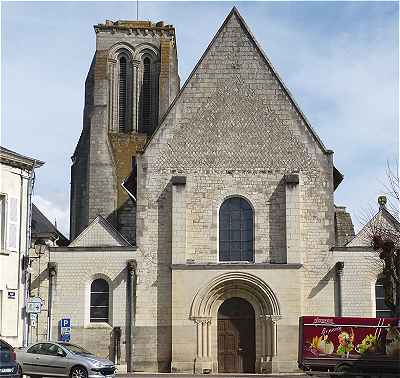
37, 8, 387, 374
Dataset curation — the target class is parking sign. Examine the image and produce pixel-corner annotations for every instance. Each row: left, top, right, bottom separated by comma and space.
60, 318, 71, 342
61, 318, 71, 328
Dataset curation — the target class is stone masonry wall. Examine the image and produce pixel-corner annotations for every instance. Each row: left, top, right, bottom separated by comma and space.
51, 250, 134, 361
334, 250, 383, 317
136, 10, 337, 371
139, 8, 336, 315
71, 23, 179, 241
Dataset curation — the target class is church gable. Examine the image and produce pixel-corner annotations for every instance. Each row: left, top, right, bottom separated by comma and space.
68, 215, 131, 248
145, 8, 330, 174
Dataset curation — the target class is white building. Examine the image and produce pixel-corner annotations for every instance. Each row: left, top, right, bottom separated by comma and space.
0, 146, 43, 347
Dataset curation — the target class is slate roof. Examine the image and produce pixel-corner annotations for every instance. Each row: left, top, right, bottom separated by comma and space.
31, 204, 69, 246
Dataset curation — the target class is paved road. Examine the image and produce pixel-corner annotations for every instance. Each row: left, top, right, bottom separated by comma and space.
116, 374, 393, 378
116, 375, 306, 378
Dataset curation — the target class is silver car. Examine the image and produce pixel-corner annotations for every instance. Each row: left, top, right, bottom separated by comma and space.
16, 342, 115, 378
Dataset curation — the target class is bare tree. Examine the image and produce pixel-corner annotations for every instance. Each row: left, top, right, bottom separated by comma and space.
362, 162, 400, 316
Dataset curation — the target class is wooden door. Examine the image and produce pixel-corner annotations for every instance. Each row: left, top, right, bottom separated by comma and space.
217, 297, 255, 373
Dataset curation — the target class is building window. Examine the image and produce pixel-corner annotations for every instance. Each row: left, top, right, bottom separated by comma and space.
375, 277, 394, 318
219, 197, 254, 262
90, 279, 109, 323
118, 56, 128, 132
142, 57, 151, 133
0, 195, 5, 250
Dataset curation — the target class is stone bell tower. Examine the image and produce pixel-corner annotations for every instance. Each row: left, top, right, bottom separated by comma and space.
70, 19, 180, 242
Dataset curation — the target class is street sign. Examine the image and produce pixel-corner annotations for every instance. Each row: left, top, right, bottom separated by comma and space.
30, 313, 37, 327
61, 318, 71, 328
60, 318, 71, 342
7, 291, 16, 300
27, 297, 43, 314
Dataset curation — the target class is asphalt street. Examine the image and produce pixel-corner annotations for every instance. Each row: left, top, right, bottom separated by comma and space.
116, 375, 306, 378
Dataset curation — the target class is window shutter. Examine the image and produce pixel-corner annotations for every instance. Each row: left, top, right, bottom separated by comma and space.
7, 197, 19, 252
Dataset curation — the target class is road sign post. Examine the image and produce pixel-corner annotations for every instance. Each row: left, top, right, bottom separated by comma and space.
59, 318, 71, 342
27, 297, 43, 314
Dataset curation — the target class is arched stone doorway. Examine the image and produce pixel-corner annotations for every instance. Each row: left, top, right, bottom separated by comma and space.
190, 272, 281, 373
217, 297, 255, 373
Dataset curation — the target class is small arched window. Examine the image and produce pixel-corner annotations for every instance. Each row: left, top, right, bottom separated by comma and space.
375, 277, 394, 318
90, 279, 109, 323
219, 197, 254, 262
118, 56, 128, 132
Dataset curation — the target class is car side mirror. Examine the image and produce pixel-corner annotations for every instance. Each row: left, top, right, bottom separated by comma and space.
57, 350, 65, 357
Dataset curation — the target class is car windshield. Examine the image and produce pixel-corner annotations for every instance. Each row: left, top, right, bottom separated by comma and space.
61, 343, 93, 355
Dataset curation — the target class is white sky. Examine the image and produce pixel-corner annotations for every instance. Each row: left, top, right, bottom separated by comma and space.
1, 1, 399, 238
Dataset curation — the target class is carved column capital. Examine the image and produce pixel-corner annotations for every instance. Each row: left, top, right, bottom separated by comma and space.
127, 260, 137, 276
131, 59, 141, 68
193, 317, 212, 325
260, 314, 282, 324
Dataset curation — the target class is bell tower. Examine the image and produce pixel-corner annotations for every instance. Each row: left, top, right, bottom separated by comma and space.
70, 19, 180, 242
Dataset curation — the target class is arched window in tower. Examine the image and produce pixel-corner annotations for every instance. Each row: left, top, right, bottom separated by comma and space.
90, 278, 109, 323
142, 57, 152, 133
118, 56, 128, 132
219, 197, 254, 262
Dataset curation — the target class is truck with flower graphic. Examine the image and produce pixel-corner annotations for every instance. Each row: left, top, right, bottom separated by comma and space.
298, 316, 400, 375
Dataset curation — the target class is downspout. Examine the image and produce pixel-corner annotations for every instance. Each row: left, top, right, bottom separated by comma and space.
23, 163, 36, 346
126, 260, 137, 372
47, 262, 57, 341
16, 172, 25, 346
335, 261, 344, 317
45, 236, 58, 341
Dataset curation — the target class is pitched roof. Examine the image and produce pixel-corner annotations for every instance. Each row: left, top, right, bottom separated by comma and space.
143, 7, 343, 187
31, 204, 69, 246
68, 215, 131, 248
0, 146, 44, 169
346, 206, 400, 247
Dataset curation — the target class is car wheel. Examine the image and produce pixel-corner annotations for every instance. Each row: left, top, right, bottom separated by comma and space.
334, 364, 352, 378
70, 366, 88, 378
15, 364, 22, 378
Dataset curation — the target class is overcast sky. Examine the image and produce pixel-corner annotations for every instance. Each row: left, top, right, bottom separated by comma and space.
1, 1, 399, 238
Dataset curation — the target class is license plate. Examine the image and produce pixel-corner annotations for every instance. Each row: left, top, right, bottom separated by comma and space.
0, 368, 14, 373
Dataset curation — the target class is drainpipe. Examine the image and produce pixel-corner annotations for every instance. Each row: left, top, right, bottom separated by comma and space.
47, 262, 57, 341
335, 261, 344, 317
126, 260, 137, 372
23, 164, 36, 346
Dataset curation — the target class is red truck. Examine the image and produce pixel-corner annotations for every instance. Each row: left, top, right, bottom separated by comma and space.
298, 316, 400, 375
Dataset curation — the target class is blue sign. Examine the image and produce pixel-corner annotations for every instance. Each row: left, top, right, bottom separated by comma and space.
59, 318, 71, 342
60, 333, 70, 342
61, 318, 71, 328
7, 292, 16, 299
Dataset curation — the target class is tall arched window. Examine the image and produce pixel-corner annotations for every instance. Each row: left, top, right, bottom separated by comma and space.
142, 57, 152, 132
118, 56, 128, 132
375, 277, 394, 318
219, 197, 254, 262
90, 279, 109, 323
